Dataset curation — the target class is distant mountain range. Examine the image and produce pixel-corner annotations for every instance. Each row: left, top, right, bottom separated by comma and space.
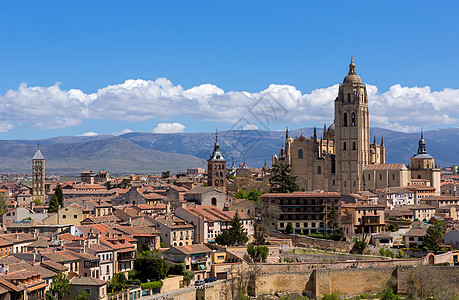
1, 127, 458, 175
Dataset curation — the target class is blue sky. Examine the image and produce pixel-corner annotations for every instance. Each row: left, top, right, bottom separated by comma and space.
1, 1, 459, 139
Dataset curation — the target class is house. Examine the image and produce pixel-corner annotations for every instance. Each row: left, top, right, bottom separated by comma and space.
163, 244, 212, 281
66, 276, 107, 300
225, 198, 256, 217
113, 225, 161, 250
2, 206, 48, 224
184, 186, 226, 210
99, 235, 136, 274
175, 205, 253, 243
404, 227, 427, 247
405, 185, 436, 205
0, 233, 37, 254
41, 250, 81, 275
80, 215, 120, 225
419, 195, 459, 208
151, 215, 195, 247
42, 204, 88, 227
0, 268, 47, 300
405, 205, 436, 221
341, 202, 386, 234
374, 187, 414, 209
261, 191, 341, 234
87, 244, 115, 281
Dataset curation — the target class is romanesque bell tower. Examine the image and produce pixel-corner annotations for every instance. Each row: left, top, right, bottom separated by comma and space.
334, 58, 370, 194
32, 144, 46, 202
207, 132, 227, 189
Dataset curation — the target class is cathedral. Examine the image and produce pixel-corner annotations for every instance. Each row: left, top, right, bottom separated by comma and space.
273, 59, 440, 194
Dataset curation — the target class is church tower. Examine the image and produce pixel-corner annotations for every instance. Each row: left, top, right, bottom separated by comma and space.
207, 132, 227, 190
32, 144, 46, 202
335, 58, 370, 193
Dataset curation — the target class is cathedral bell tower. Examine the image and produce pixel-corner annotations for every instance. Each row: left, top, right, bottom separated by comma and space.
207, 131, 227, 190
334, 58, 370, 193
32, 144, 46, 202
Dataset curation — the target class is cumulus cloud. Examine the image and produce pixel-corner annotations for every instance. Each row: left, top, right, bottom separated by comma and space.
243, 124, 259, 130
1, 78, 458, 133
152, 122, 186, 133
111, 129, 133, 136
0, 122, 13, 133
79, 132, 98, 137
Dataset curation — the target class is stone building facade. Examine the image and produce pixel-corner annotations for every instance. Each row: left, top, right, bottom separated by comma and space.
273, 59, 440, 195
273, 59, 384, 194
32, 147, 46, 202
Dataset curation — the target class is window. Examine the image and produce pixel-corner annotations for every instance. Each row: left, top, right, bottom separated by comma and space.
344, 181, 346, 187
380, 174, 382, 180
279, 222, 284, 228
392, 174, 395, 180
347, 93, 351, 102
298, 149, 303, 159
351, 113, 356, 126
74, 215, 77, 219
343, 142, 347, 150
296, 223, 300, 228
418, 175, 421, 179
333, 179, 335, 186
211, 197, 217, 206
343, 113, 348, 126
353, 141, 356, 150
318, 166, 321, 174
368, 174, 370, 180
62, 215, 66, 219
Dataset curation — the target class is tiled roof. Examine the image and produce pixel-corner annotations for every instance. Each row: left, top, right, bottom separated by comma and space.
261, 191, 341, 198
168, 244, 211, 255
70, 276, 106, 286
341, 202, 385, 209
182, 205, 250, 222
41, 260, 68, 272
364, 163, 406, 170
404, 228, 427, 237
114, 225, 160, 237
42, 250, 80, 263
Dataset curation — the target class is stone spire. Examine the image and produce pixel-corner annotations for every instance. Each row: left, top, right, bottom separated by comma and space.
373, 135, 376, 145
286, 126, 289, 139
381, 136, 384, 146
209, 130, 225, 160
313, 126, 317, 140
349, 57, 356, 75
418, 131, 427, 154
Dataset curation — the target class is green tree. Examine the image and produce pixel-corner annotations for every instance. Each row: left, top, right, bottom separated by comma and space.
247, 189, 262, 203
50, 272, 71, 300
75, 289, 90, 300
285, 222, 293, 234
183, 270, 195, 283
108, 272, 128, 293
48, 194, 60, 213
168, 263, 185, 275
380, 288, 399, 300
0, 194, 7, 215
33, 198, 43, 206
133, 251, 169, 282
161, 171, 171, 179
229, 212, 249, 245
269, 163, 299, 193
55, 184, 63, 206
247, 244, 269, 262
327, 203, 340, 234
104, 181, 112, 189
235, 190, 247, 199
215, 230, 234, 246
352, 238, 367, 254
423, 220, 445, 251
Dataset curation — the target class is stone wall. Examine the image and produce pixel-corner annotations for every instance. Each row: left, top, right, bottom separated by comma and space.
277, 233, 354, 252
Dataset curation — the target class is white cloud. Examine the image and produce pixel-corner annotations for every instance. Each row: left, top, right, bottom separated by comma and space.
1, 78, 459, 133
111, 129, 133, 136
0, 121, 13, 133
243, 124, 259, 130
79, 132, 98, 137
152, 123, 186, 133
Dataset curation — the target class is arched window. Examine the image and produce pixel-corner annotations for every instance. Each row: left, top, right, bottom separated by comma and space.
368, 174, 370, 180
343, 113, 348, 127
298, 149, 303, 159
220, 179, 224, 186
418, 175, 421, 179
333, 180, 335, 186
318, 166, 321, 174
347, 93, 351, 102
354, 181, 356, 187
218, 164, 221, 170
351, 113, 356, 126
380, 174, 382, 180
215, 180, 219, 186
343, 142, 347, 150
353, 141, 356, 150
211, 197, 217, 206
392, 174, 395, 180
344, 181, 346, 187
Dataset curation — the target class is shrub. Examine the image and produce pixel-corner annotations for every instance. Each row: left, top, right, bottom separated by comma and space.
141, 281, 163, 290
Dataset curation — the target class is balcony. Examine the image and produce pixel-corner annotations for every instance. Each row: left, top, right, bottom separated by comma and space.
362, 216, 381, 225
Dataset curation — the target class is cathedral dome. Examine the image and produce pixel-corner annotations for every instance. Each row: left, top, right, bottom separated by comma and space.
343, 58, 362, 84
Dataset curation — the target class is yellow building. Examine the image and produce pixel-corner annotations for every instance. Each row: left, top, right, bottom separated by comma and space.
42, 204, 87, 226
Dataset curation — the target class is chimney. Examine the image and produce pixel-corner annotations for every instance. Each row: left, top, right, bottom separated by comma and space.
128, 217, 132, 226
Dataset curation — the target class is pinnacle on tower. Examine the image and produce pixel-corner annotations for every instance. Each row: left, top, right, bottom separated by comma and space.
313, 126, 317, 140
381, 136, 384, 146
373, 136, 376, 145
349, 57, 356, 75
417, 131, 427, 154
286, 126, 289, 139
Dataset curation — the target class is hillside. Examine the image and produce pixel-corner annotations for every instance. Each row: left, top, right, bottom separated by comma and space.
1, 127, 457, 175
